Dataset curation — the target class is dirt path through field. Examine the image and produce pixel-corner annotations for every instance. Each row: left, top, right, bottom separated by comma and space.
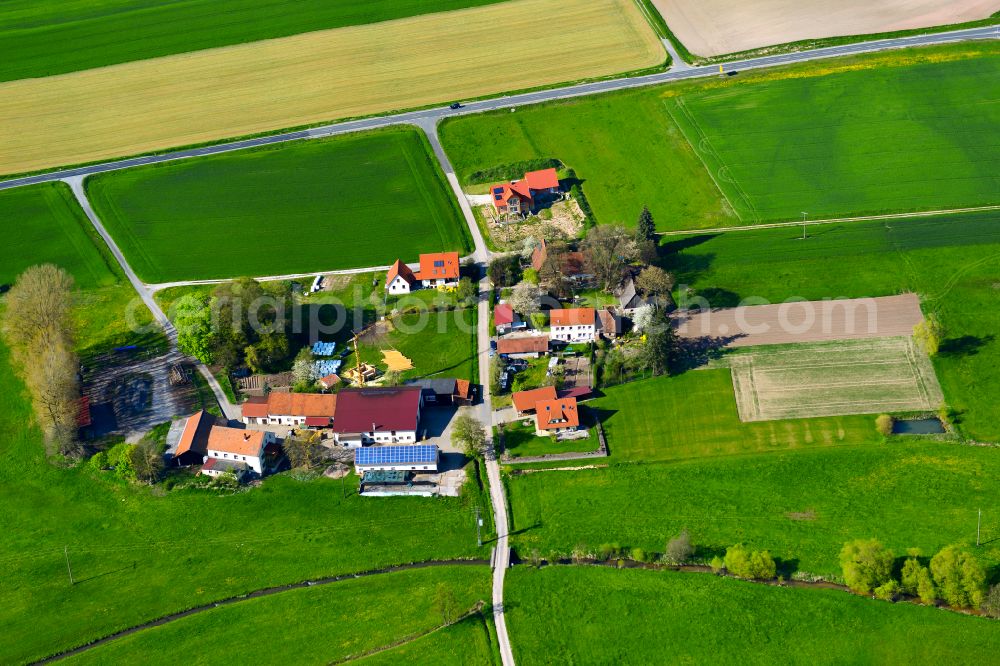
673, 294, 924, 347
654, 0, 999, 57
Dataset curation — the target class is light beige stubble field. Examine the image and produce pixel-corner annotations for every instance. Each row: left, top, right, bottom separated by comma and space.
727, 338, 945, 422
0, 0, 663, 176
652, 0, 998, 57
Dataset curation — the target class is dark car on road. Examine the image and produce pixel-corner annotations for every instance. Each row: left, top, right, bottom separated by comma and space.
450, 102, 463, 110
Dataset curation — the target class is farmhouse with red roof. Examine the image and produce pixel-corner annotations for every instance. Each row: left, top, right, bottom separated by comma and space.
201, 425, 277, 479
331, 386, 423, 447
489, 168, 561, 220
550, 307, 598, 343
241, 392, 337, 427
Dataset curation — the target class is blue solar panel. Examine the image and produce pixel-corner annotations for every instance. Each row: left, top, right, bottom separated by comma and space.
355, 445, 438, 466
312, 341, 336, 356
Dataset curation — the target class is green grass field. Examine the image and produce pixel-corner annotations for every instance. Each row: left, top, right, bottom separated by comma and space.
0, 182, 163, 357
64, 565, 490, 665
0, 0, 506, 82
506, 566, 1000, 663
0, 337, 488, 663
501, 416, 601, 459
441, 43, 999, 231
663, 209, 1000, 441
0, 183, 115, 289
87, 128, 470, 283
666, 48, 1000, 223
357, 613, 496, 666
440, 87, 734, 231
507, 436, 1000, 576
590, 370, 876, 462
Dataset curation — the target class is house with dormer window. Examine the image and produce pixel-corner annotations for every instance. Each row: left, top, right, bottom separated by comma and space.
489, 168, 561, 221
385, 252, 461, 293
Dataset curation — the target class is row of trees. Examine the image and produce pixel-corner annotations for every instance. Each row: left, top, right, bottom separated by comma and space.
839, 539, 991, 609
176, 278, 295, 373
90, 437, 163, 483
1, 265, 81, 457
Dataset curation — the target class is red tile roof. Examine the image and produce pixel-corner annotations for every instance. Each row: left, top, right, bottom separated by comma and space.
331, 387, 422, 434
207, 426, 267, 456
535, 397, 580, 431
550, 307, 596, 327
415, 252, 460, 281
304, 416, 330, 427
531, 239, 548, 271
512, 386, 557, 414
241, 393, 337, 419
497, 335, 549, 355
175, 410, 215, 456
525, 168, 559, 190
494, 303, 514, 326
386, 259, 417, 287
489, 183, 532, 211
455, 379, 473, 402
318, 374, 341, 389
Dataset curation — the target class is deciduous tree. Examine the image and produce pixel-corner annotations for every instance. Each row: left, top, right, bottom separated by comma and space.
583, 225, 638, 291
913, 314, 945, 356
451, 414, 487, 458
840, 539, 894, 595
635, 266, 675, 301
641, 308, 676, 376
930, 545, 986, 609
456, 277, 477, 306
175, 294, 215, 364
664, 529, 694, 565
509, 282, 541, 317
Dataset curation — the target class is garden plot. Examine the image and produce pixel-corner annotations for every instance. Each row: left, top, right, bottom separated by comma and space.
723, 337, 944, 422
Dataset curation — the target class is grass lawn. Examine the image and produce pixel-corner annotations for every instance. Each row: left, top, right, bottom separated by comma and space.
359, 308, 479, 383
666, 46, 1000, 222
501, 415, 601, 459
87, 128, 470, 283
662, 209, 1000, 441
441, 42, 999, 231
506, 439, 1000, 576
357, 613, 496, 666
506, 566, 1000, 663
590, 371, 876, 462
0, 0, 506, 82
64, 565, 490, 665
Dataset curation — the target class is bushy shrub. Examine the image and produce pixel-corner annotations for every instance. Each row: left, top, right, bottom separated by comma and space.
88, 450, 109, 471
984, 584, 1000, 618
664, 529, 693, 565
724, 544, 775, 580
874, 579, 900, 601
930, 545, 987, 609
875, 414, 895, 437
631, 548, 646, 563
710, 556, 724, 574
598, 543, 621, 561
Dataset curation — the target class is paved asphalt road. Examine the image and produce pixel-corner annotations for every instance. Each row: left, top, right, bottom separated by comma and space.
0, 25, 995, 192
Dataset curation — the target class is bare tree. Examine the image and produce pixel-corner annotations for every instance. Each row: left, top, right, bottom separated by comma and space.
636, 266, 675, 301
2, 264, 75, 352
25, 334, 81, 456
3, 266, 81, 457
130, 438, 165, 483
583, 225, 638, 291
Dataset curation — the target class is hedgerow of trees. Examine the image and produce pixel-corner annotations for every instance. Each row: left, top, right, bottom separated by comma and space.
2, 265, 81, 457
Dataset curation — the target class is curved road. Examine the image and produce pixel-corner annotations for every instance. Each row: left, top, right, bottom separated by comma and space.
0, 25, 995, 192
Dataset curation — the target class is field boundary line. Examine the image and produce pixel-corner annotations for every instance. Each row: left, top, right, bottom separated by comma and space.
659, 204, 1000, 236
32, 560, 490, 664
662, 98, 749, 223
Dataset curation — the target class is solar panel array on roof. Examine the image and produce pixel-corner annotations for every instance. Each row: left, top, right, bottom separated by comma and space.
312, 341, 336, 356
355, 445, 438, 466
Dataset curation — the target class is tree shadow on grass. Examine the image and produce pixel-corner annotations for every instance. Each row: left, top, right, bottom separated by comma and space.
670, 334, 745, 373
939, 335, 995, 358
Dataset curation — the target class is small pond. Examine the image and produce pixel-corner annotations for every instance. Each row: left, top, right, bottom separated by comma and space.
892, 418, 946, 435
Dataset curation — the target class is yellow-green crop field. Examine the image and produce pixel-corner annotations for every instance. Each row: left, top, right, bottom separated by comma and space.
0, 0, 663, 175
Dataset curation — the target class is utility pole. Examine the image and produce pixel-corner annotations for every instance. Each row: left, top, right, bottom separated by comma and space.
977, 508, 982, 546
475, 505, 482, 547
801, 212, 808, 240
64, 545, 74, 586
